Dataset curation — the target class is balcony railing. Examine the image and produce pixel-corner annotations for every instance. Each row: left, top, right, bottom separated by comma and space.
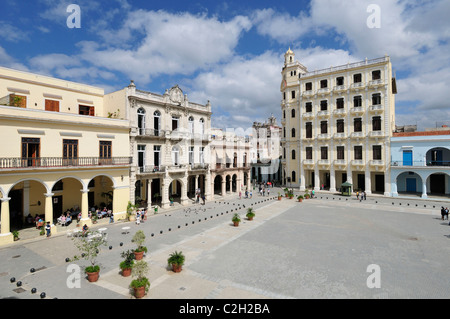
136, 128, 167, 138
189, 163, 209, 170
391, 160, 450, 167
139, 165, 166, 174
0, 157, 133, 169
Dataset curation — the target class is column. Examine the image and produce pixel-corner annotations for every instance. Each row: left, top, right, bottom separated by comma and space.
80, 190, 91, 227
181, 176, 188, 206
314, 165, 320, 191
221, 178, 226, 196
300, 164, 305, 191
146, 179, 153, 211
194, 175, 199, 196
1, 198, 11, 235
205, 173, 212, 200
44, 193, 54, 224
0, 198, 13, 245
421, 182, 427, 199
161, 179, 170, 209
365, 169, 372, 195
330, 167, 336, 192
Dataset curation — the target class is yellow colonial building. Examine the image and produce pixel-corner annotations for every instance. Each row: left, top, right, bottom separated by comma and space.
0, 67, 131, 245
281, 48, 397, 195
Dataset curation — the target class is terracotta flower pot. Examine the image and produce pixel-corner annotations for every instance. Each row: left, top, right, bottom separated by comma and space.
233, 221, 239, 227
134, 251, 144, 260
86, 271, 99, 282
121, 268, 132, 277
247, 217, 254, 221
172, 264, 182, 273
134, 286, 146, 298
278, 196, 282, 201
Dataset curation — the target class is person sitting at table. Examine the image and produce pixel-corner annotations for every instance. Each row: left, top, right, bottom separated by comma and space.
59, 214, 66, 226
65, 215, 72, 226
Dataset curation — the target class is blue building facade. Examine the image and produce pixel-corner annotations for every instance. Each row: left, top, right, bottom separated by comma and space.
390, 131, 450, 198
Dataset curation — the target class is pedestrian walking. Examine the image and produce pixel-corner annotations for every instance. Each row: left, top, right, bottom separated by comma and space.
267, 188, 270, 196
364, 191, 367, 200
356, 191, 359, 200
202, 194, 206, 205
45, 222, 51, 238
136, 211, 141, 225
109, 212, 114, 223
239, 191, 242, 200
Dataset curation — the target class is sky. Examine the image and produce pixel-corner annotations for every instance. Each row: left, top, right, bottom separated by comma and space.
0, 0, 449, 131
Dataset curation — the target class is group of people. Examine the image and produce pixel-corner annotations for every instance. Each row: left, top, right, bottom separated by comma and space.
135, 209, 147, 225
356, 191, 367, 201
195, 188, 206, 205
57, 213, 74, 227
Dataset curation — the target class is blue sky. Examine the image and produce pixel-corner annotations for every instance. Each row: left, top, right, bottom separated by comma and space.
1, 0, 449, 131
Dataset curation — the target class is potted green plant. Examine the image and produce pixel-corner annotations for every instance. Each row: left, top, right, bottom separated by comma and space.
232, 213, 241, 227
288, 190, 294, 199
71, 230, 107, 282
130, 260, 150, 299
127, 201, 137, 221
246, 208, 255, 221
12, 230, 19, 241
297, 195, 304, 202
91, 213, 98, 224
304, 192, 310, 199
119, 250, 135, 277
277, 192, 282, 200
167, 251, 185, 273
132, 230, 147, 260
284, 187, 289, 197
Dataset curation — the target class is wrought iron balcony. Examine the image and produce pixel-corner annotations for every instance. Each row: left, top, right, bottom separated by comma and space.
138, 165, 166, 174
0, 157, 133, 169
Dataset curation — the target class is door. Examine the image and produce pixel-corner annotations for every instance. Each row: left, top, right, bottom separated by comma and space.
154, 146, 161, 169
154, 114, 160, 136
403, 150, 413, 166
375, 174, 385, 193
357, 174, 365, 191
22, 138, 40, 167
138, 145, 145, 171
406, 178, 416, 193
52, 195, 63, 218
63, 139, 78, 166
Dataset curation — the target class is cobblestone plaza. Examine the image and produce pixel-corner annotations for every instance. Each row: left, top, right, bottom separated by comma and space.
1, 190, 449, 300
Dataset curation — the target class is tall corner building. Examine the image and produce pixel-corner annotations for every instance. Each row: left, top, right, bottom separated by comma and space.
280, 48, 397, 195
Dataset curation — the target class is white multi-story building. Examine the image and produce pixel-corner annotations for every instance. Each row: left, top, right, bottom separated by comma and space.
105, 82, 212, 209
250, 115, 282, 184
210, 128, 251, 197
280, 48, 397, 195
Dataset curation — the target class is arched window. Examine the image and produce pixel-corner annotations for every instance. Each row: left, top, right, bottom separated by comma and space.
188, 116, 194, 134
292, 150, 296, 160
172, 146, 180, 166
292, 171, 296, 183
291, 109, 295, 118
153, 110, 161, 136
137, 108, 145, 135
199, 118, 205, 135
291, 128, 296, 138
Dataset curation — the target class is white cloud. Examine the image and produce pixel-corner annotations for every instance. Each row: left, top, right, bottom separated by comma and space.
78, 10, 252, 85
251, 8, 312, 44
